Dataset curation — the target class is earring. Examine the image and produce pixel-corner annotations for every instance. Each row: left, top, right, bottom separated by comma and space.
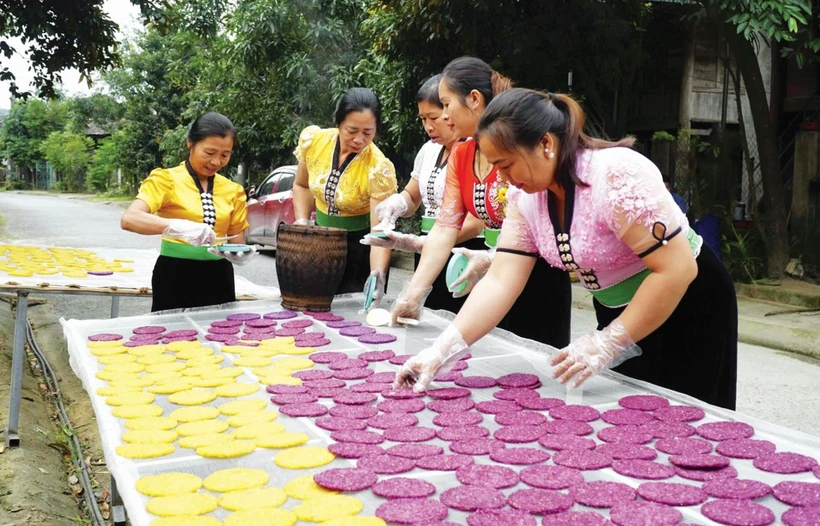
548, 152, 555, 159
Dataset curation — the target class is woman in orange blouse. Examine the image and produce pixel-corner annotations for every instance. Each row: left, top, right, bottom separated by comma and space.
121, 112, 252, 311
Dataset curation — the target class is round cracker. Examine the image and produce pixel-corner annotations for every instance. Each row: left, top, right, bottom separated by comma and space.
136, 473, 202, 497
146, 493, 218, 517
274, 446, 335, 469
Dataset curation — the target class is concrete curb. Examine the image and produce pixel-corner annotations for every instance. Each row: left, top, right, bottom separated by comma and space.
735, 282, 820, 310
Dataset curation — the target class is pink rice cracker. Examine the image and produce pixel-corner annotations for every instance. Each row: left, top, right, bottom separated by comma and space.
507, 488, 573, 515
428, 398, 475, 413
211, 319, 244, 327
350, 382, 389, 393
639, 420, 696, 438
516, 397, 565, 411
270, 393, 318, 405
597, 425, 654, 444
467, 509, 537, 526
475, 400, 520, 414
655, 437, 713, 455
697, 421, 755, 441
313, 467, 377, 491
315, 417, 366, 431
596, 443, 658, 460
782, 506, 820, 526
226, 312, 260, 321
296, 337, 330, 347
636, 481, 707, 506
542, 511, 614, 526
669, 453, 731, 469
773, 481, 820, 507
716, 438, 777, 459
493, 388, 540, 401
358, 349, 395, 362
357, 453, 416, 474
611, 459, 675, 480
309, 351, 348, 363
434, 370, 463, 382
570, 481, 637, 508
265, 384, 308, 395
602, 408, 655, 426
245, 318, 277, 328
327, 442, 383, 459
164, 329, 198, 338
376, 498, 448, 525
449, 438, 504, 456
381, 387, 424, 399
367, 371, 398, 384
262, 310, 297, 319
519, 464, 583, 490
325, 320, 361, 328
384, 426, 438, 443
388, 354, 412, 365
496, 373, 540, 388
279, 402, 328, 417
549, 404, 601, 422
437, 426, 489, 442
543, 419, 593, 436
358, 333, 398, 344
618, 394, 670, 411
701, 499, 775, 526
330, 429, 385, 445
332, 391, 377, 405
293, 370, 332, 381
329, 404, 378, 419
274, 327, 305, 337
133, 325, 166, 334
440, 485, 506, 511
309, 312, 344, 321
367, 412, 418, 429
416, 454, 474, 471
427, 387, 471, 400
538, 434, 596, 451
434, 411, 483, 427
610, 501, 683, 526
754, 452, 818, 474
705, 478, 772, 500
304, 378, 346, 389
88, 333, 122, 341
552, 449, 613, 470
456, 463, 519, 488
495, 411, 546, 427
372, 477, 436, 499
653, 405, 705, 422
377, 398, 426, 413
385, 443, 443, 459
493, 425, 547, 443
454, 376, 497, 388
675, 465, 738, 482
282, 319, 313, 329
339, 326, 376, 337
489, 447, 550, 465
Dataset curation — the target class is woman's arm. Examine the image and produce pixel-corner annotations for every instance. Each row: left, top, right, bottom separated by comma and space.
292, 160, 314, 222
369, 197, 392, 273
120, 200, 171, 235
455, 213, 485, 245
401, 178, 423, 217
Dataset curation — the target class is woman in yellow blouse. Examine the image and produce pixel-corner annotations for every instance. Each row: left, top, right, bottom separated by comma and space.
292, 87, 398, 299
121, 112, 253, 311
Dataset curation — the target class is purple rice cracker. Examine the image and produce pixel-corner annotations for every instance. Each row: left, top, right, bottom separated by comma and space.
705, 478, 772, 500
543, 419, 593, 436
610, 501, 683, 526
293, 370, 333, 381
716, 438, 777, 459
637, 482, 707, 506
440, 486, 506, 511
205, 333, 238, 343
493, 388, 540, 401
437, 426, 489, 442
265, 384, 308, 395
327, 442, 383, 459
262, 310, 297, 319
700, 499, 775, 526
467, 509, 537, 526
550, 404, 601, 422
602, 408, 655, 426
456, 463, 519, 489
309, 312, 344, 322
366, 371, 398, 384
754, 452, 818, 474
329, 404, 378, 419
494, 425, 546, 443
427, 387, 471, 400
489, 447, 550, 465
278, 402, 328, 417
315, 416, 367, 431
416, 453, 474, 471
88, 333, 123, 341
782, 506, 820, 526
640, 420, 697, 438
164, 329, 198, 338
597, 425, 654, 444
329, 358, 369, 370
571, 481, 637, 508
270, 393, 318, 405
294, 331, 326, 341
454, 376, 497, 388
434, 411, 483, 427
553, 449, 613, 470
434, 370, 463, 382
773, 481, 820, 507
338, 326, 375, 337
330, 429, 385, 445
496, 373, 540, 388
449, 438, 504, 456
313, 467, 377, 492
386, 443, 443, 459
357, 453, 416, 474
428, 398, 475, 413
245, 318, 277, 328
378, 398, 426, 413
358, 349, 395, 362
295, 337, 330, 347
226, 312, 261, 321
669, 453, 731, 470
495, 411, 546, 427
309, 351, 348, 363
332, 391, 377, 405
350, 382, 389, 393
611, 459, 675, 480
358, 333, 398, 344
538, 434, 597, 451
508, 488, 573, 515
697, 421, 755, 441
367, 413, 418, 429
304, 378, 346, 389
475, 400, 520, 414
516, 397, 565, 411
596, 443, 658, 460
542, 511, 614, 526
618, 394, 670, 411
372, 477, 436, 499
282, 319, 313, 329
274, 327, 306, 337
133, 325, 166, 335
308, 386, 345, 398
376, 498, 448, 525
325, 320, 361, 328
388, 354, 412, 365
655, 437, 713, 455
675, 465, 738, 482
211, 319, 244, 328
653, 405, 705, 422
382, 424, 436, 443
520, 465, 583, 490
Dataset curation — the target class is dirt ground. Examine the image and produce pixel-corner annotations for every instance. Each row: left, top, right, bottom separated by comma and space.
0, 297, 110, 526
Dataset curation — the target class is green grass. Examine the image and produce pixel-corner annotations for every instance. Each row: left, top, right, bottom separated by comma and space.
88, 194, 133, 202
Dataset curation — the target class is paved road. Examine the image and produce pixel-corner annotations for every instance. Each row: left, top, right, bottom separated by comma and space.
1, 191, 819, 437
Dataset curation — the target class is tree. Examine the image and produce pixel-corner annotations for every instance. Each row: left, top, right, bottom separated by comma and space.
0, 98, 67, 179
39, 131, 93, 192
86, 132, 125, 192
0, 0, 167, 98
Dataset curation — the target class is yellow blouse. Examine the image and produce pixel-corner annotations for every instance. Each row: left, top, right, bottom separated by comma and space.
294, 126, 397, 217
136, 162, 249, 244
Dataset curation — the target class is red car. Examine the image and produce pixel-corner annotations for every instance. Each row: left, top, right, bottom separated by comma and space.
245, 165, 297, 249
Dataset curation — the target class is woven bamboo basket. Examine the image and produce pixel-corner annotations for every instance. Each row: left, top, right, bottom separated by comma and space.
275, 224, 347, 312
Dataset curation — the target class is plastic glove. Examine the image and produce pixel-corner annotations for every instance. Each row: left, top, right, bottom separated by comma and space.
550, 319, 642, 387
367, 269, 387, 310
293, 218, 310, 226
207, 245, 259, 266
163, 219, 216, 246
360, 231, 426, 253
375, 193, 410, 231
449, 247, 494, 298
390, 282, 433, 325
394, 324, 469, 392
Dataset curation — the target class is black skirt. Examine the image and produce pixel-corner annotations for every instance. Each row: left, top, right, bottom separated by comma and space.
151, 255, 235, 312
414, 237, 487, 314
500, 257, 572, 348
336, 228, 389, 295
594, 244, 738, 410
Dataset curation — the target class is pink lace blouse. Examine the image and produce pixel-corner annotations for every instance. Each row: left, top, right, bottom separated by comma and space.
501, 147, 702, 294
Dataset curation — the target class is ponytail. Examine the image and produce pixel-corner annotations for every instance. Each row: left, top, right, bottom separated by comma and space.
477, 88, 633, 189
490, 70, 513, 96
442, 56, 513, 107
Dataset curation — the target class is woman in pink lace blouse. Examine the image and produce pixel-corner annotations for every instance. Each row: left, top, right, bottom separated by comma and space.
394, 88, 737, 410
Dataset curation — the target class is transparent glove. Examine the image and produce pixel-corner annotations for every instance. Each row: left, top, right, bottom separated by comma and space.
390, 282, 433, 325
393, 324, 469, 392
367, 269, 387, 310
207, 245, 259, 266
550, 319, 642, 387
375, 193, 409, 231
449, 247, 494, 298
162, 219, 216, 246
293, 218, 310, 226
360, 231, 426, 253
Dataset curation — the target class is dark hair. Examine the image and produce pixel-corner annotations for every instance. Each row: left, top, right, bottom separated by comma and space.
334, 87, 382, 133
416, 74, 443, 107
476, 88, 634, 189
441, 56, 512, 107
188, 112, 237, 147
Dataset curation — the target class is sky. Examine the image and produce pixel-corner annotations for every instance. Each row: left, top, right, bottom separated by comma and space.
0, 0, 142, 109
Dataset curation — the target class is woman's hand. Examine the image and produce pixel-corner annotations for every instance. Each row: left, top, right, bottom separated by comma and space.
162, 219, 216, 246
